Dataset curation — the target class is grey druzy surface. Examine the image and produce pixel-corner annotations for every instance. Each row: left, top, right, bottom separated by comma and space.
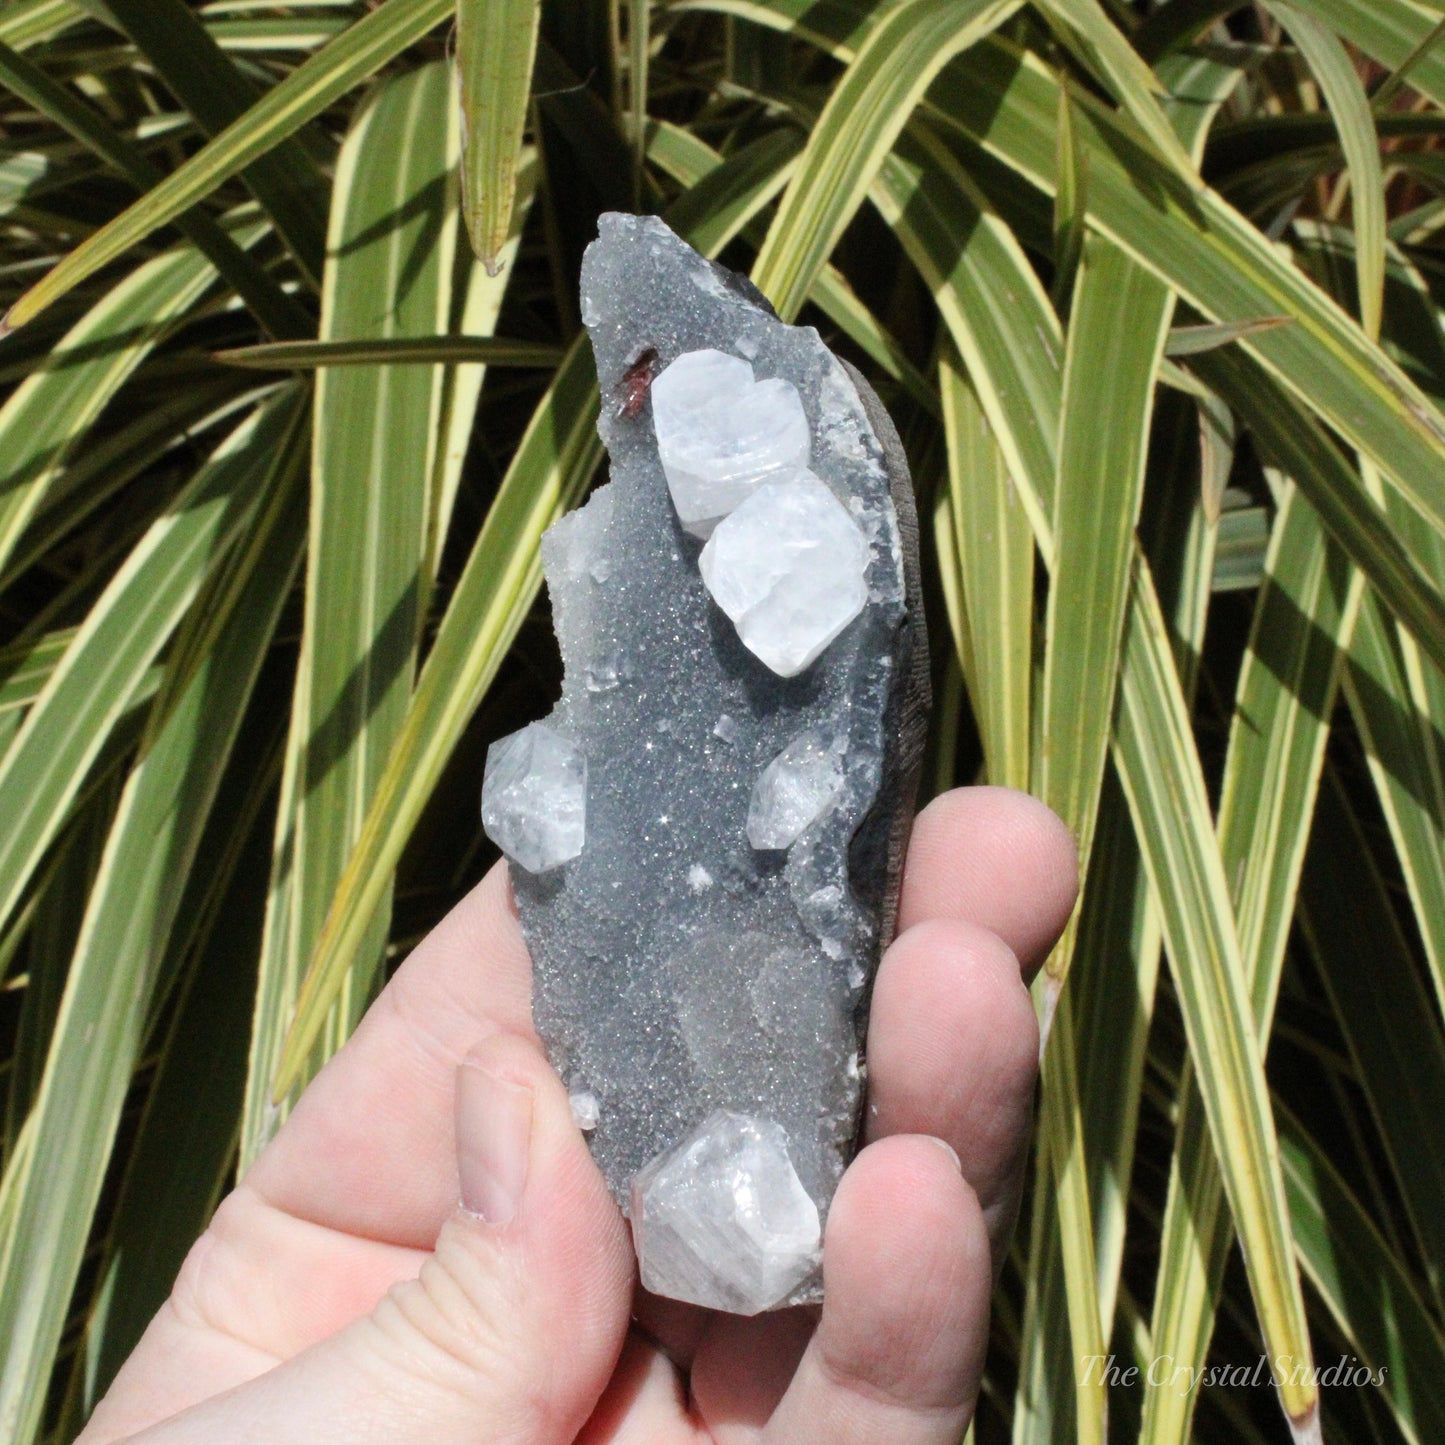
503, 214, 928, 1309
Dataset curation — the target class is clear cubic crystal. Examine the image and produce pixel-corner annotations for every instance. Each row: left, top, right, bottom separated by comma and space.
652, 349, 811, 538
698, 471, 870, 677
747, 731, 846, 850
570, 1090, 601, 1132
480, 722, 586, 873
585, 649, 625, 692
630, 1110, 822, 1314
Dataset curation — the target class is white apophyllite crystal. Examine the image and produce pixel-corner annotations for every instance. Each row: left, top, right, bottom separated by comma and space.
481, 722, 586, 873
699, 471, 870, 677
630, 1110, 821, 1314
652, 349, 811, 538
570, 1089, 601, 1132
747, 731, 846, 850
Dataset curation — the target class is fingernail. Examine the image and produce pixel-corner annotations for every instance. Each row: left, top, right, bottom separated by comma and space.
928, 1135, 963, 1173
457, 1060, 534, 1223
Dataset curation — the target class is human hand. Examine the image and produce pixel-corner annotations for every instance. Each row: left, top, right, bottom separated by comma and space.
79, 786, 1076, 1445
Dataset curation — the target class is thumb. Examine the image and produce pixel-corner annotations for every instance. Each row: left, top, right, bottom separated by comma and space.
131, 1033, 636, 1444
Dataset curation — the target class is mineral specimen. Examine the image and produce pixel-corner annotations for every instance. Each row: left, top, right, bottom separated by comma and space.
698, 470, 872, 678
479, 722, 586, 874
651, 348, 811, 537
746, 731, 847, 851
482, 213, 928, 1313
630, 1111, 822, 1312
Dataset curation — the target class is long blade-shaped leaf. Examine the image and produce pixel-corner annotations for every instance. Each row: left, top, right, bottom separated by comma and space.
1269, 3, 1386, 340
1039, 235, 1172, 975
245, 61, 459, 1144
0, 0, 82, 49
3, 0, 453, 331
750, 0, 1023, 322
1141, 484, 1358, 1445
1115, 554, 1319, 1435
938, 347, 1031, 792
93, 0, 329, 284
1195, 347, 1445, 679
214, 336, 562, 369
82, 704, 286, 1408
1034, 233, 1174, 1445
871, 131, 1062, 547
0, 387, 300, 946
0, 392, 306, 1445
0, 38, 308, 339
458, 0, 540, 273
1299, 0, 1445, 112
1034, 0, 1198, 180
0, 234, 242, 578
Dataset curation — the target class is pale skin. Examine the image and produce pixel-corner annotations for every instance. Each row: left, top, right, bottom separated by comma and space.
80, 785, 1077, 1445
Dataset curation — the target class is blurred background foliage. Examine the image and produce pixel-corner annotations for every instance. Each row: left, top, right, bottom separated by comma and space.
0, 0, 1443, 1441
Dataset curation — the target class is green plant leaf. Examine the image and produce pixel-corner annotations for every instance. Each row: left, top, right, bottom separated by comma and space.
1164, 316, 1292, 355
938, 346, 1031, 791
1033, 0, 1199, 181
1050, 73, 1087, 309
1268, 2, 1386, 339
3, 0, 453, 331
244, 60, 462, 1144
1, 776, 115, 1155
0, 231, 251, 580
80, 702, 286, 1410
1039, 235, 1173, 973
0, 390, 306, 1445
457, 0, 541, 273
0, 0, 84, 49
92, 0, 329, 285
1141, 484, 1359, 1445
1299, 0, 1445, 111
1114, 554, 1319, 1433
1194, 347, 1445, 680
750, 0, 1024, 322
0, 388, 303, 949
0, 37, 309, 339
870, 129, 1062, 547
213, 335, 564, 369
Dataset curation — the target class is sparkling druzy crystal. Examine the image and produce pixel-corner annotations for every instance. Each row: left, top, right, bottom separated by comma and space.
484, 214, 929, 1312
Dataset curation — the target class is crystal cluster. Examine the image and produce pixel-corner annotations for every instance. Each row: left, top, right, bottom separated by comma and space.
481, 215, 927, 1314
